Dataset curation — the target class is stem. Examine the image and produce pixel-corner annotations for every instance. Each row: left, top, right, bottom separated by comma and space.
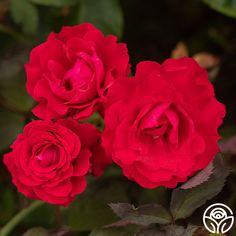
53, 205, 62, 226
0, 24, 31, 44
0, 200, 44, 236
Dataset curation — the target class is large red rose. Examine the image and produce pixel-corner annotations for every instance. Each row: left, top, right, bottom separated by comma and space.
3, 119, 111, 206
25, 23, 130, 121
102, 57, 225, 189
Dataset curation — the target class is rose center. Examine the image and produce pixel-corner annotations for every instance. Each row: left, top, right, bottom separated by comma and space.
143, 119, 169, 139
139, 103, 196, 148
138, 103, 171, 140
62, 56, 94, 91
36, 145, 60, 167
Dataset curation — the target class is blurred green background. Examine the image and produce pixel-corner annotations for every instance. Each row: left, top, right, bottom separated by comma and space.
0, 0, 236, 235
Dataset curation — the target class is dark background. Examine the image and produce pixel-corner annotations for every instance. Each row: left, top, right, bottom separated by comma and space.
0, 0, 236, 235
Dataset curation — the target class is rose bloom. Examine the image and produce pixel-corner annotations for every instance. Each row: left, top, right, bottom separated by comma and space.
25, 23, 129, 121
4, 119, 111, 206
102, 57, 225, 188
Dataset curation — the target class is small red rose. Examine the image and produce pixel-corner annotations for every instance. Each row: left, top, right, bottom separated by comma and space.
26, 23, 130, 121
102, 57, 225, 188
4, 119, 111, 206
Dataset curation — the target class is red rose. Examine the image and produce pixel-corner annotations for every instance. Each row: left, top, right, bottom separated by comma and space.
25, 23, 130, 121
102, 57, 225, 189
3, 119, 110, 206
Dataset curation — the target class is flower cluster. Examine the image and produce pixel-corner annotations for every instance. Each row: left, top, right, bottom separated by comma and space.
3, 23, 225, 206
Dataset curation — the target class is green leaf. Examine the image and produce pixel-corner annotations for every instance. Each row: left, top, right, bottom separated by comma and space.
78, 0, 124, 37
31, 0, 77, 7
203, 0, 236, 18
0, 53, 34, 112
85, 112, 104, 131
108, 203, 172, 226
0, 108, 24, 151
48, 226, 72, 235
136, 225, 199, 236
23, 226, 72, 236
65, 177, 129, 231
163, 225, 199, 236
170, 155, 230, 220
23, 227, 49, 236
136, 227, 165, 236
10, 0, 39, 35
90, 226, 138, 236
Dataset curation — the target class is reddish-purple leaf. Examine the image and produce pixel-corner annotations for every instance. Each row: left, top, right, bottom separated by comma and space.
181, 162, 214, 189
108, 203, 172, 227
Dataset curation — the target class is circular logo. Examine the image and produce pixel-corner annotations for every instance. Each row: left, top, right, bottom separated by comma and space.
203, 203, 234, 234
